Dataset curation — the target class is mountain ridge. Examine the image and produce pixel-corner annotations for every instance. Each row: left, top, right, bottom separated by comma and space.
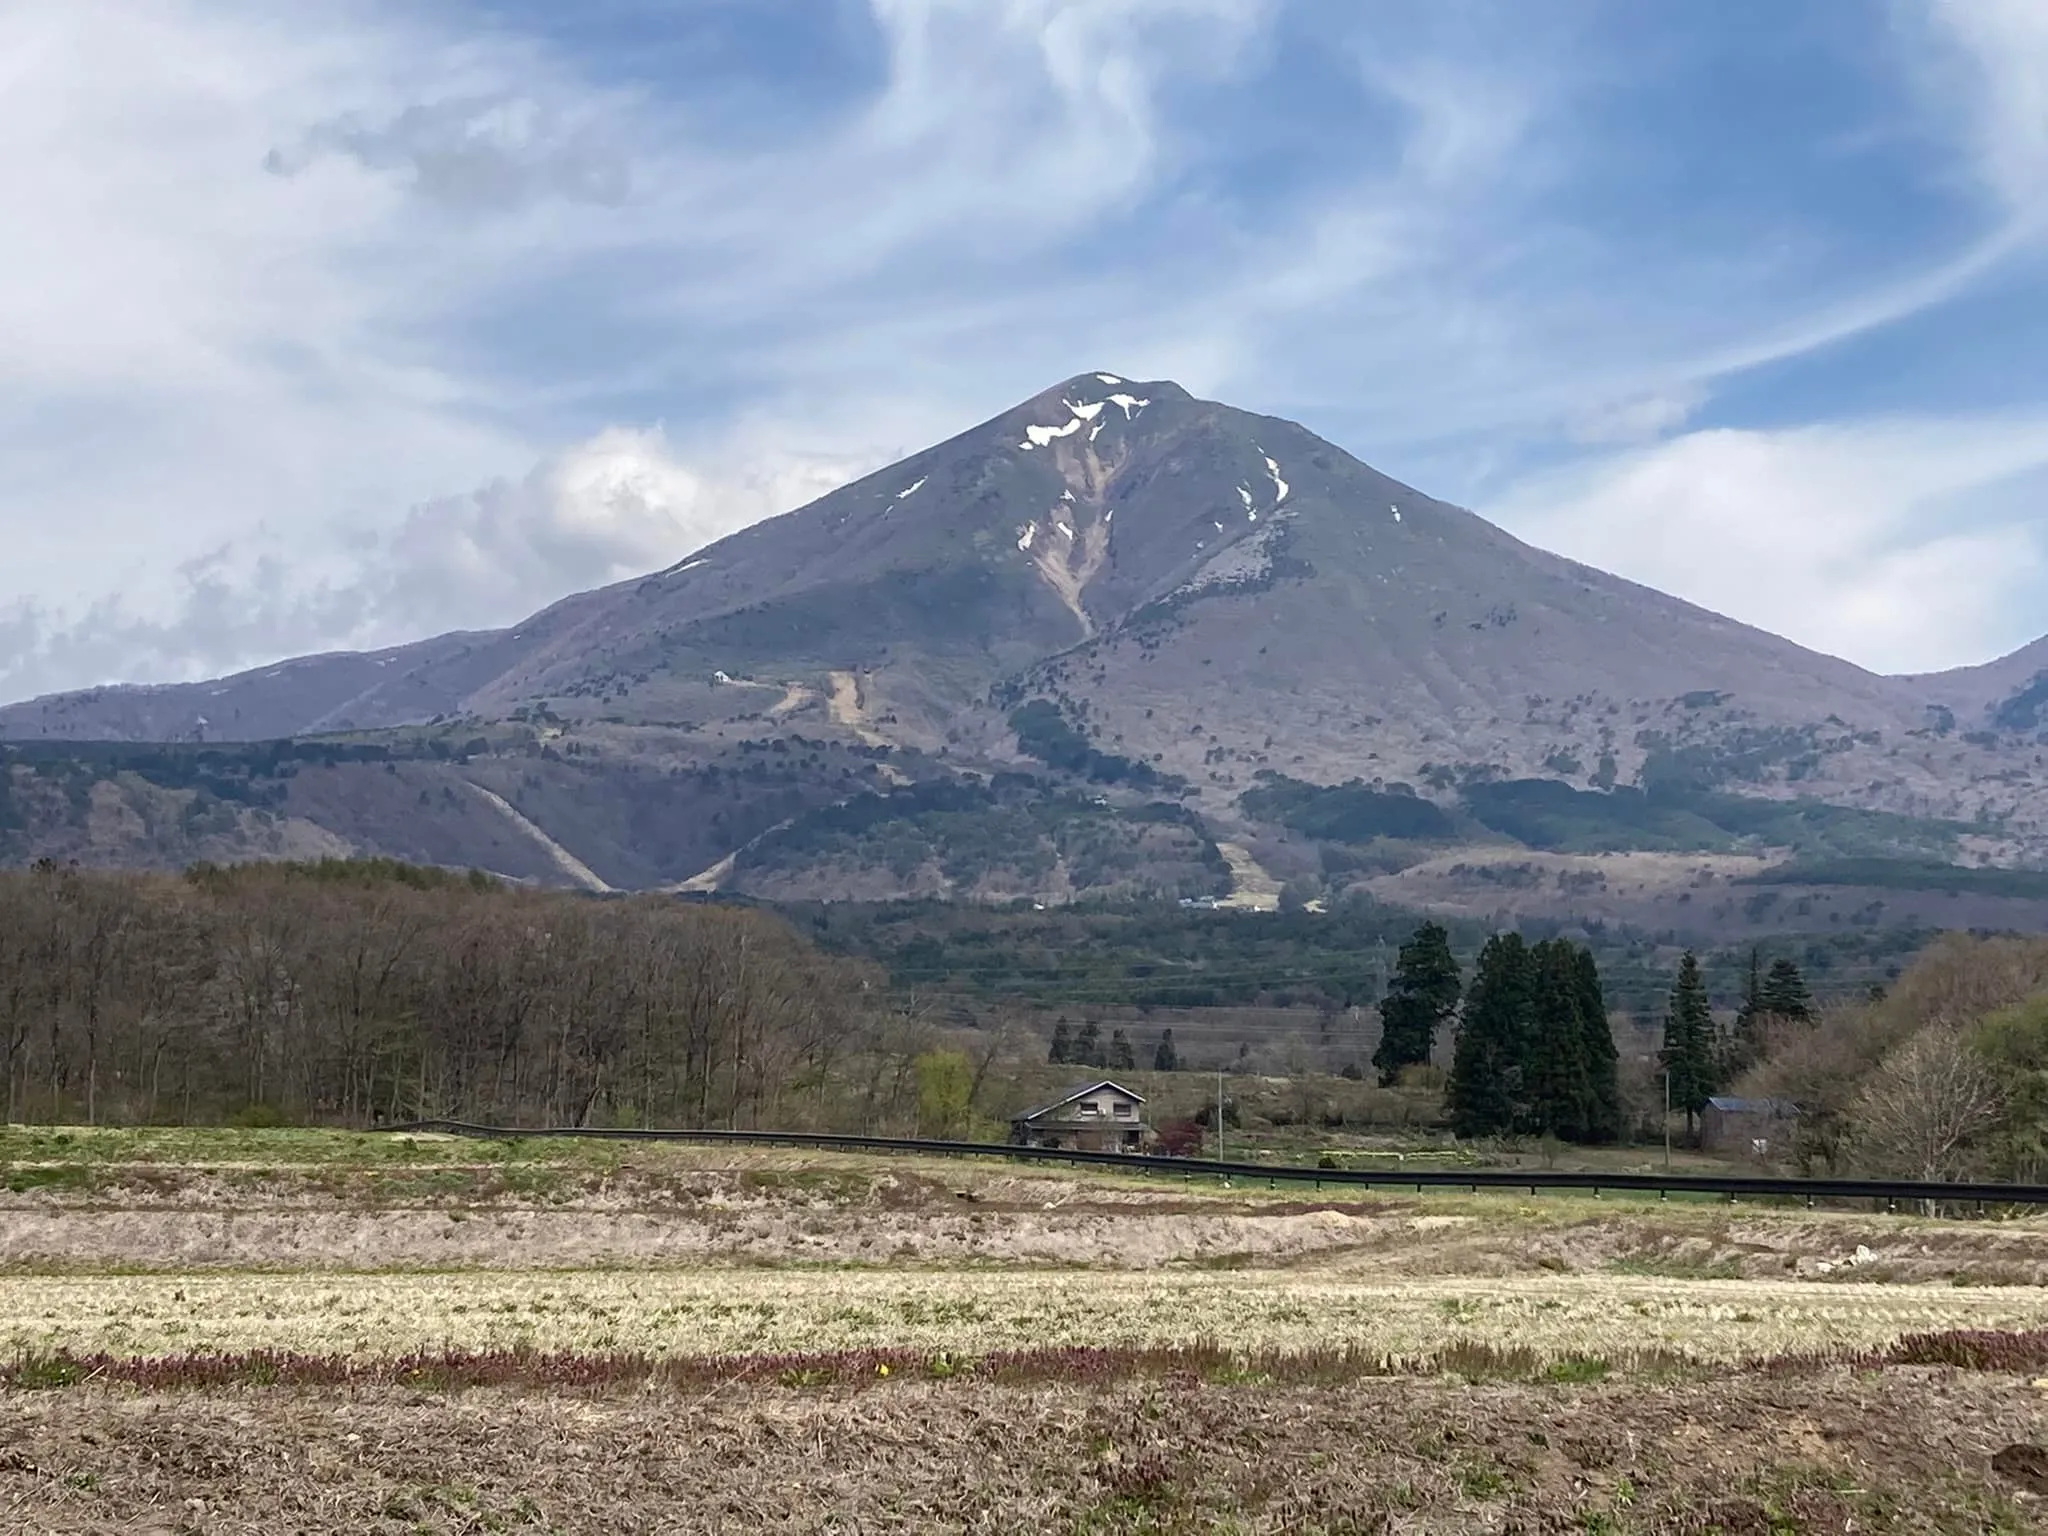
1, 369, 2018, 741
5, 370, 2048, 905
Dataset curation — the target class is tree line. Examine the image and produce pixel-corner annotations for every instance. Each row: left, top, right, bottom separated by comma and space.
1046, 1021, 1180, 1073
8, 854, 2034, 1183
1364, 923, 1624, 1143
1658, 946, 1815, 1134
1733, 932, 2048, 1183
1365, 922, 1826, 1146
0, 859, 932, 1131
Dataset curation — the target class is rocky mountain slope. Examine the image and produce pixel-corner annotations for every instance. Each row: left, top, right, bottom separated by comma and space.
5, 371, 2048, 909
1906, 637, 2048, 737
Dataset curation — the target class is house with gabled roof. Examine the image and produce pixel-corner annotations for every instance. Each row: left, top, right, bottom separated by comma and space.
1009, 1079, 1148, 1153
1700, 1095, 1799, 1157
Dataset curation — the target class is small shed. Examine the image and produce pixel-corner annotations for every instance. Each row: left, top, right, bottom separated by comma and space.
1700, 1095, 1798, 1157
1010, 1080, 1148, 1153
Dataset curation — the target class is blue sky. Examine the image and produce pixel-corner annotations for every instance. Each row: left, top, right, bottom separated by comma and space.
2, 0, 2046, 700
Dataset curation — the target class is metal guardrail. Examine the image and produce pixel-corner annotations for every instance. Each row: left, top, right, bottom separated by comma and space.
383, 1120, 2048, 1208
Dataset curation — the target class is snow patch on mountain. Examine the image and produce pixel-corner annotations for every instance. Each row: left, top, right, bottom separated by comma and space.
1021, 416, 1086, 449
1020, 393, 1121, 449
1263, 454, 1289, 505
896, 477, 927, 500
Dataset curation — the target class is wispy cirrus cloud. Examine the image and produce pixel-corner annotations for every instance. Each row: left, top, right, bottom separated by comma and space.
1493, 412, 2048, 674
1906, 0, 2048, 226
5, 0, 2048, 706
0, 419, 888, 703
264, 95, 633, 209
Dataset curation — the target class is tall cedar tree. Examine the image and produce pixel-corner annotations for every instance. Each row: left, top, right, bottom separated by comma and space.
1152, 1029, 1179, 1072
1048, 1021, 1073, 1065
1073, 1021, 1104, 1069
1446, 933, 1536, 1138
1660, 951, 1719, 1137
1526, 939, 1591, 1140
1574, 947, 1624, 1142
1372, 921, 1463, 1085
1109, 1028, 1137, 1072
1729, 948, 1767, 1077
1761, 958, 1814, 1021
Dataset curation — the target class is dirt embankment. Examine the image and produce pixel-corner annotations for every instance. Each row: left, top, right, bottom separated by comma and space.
7, 1163, 2048, 1278
6, 1370, 2045, 1532
0, 1202, 1388, 1271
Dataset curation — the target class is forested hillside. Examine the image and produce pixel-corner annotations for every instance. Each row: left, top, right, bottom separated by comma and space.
0, 860, 895, 1129
788, 897, 1926, 1018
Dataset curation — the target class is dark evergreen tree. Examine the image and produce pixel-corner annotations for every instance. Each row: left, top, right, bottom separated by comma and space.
1728, 947, 1768, 1078
1048, 1021, 1072, 1066
1574, 947, 1623, 1143
1152, 1028, 1179, 1073
1660, 951, 1718, 1138
1740, 948, 1764, 1014
1737, 947, 1765, 1028
1760, 958, 1814, 1022
1108, 1028, 1137, 1072
1371, 921, 1463, 1085
1526, 939, 1591, 1141
1074, 1021, 1104, 1069
1446, 933, 1536, 1139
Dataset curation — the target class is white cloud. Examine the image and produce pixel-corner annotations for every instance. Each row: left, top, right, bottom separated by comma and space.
0, 421, 893, 702
0, 0, 552, 614
373, 424, 884, 631
265, 95, 632, 209
1912, 0, 2048, 226
6, 0, 2048, 708
1490, 414, 2048, 674
1567, 385, 1707, 446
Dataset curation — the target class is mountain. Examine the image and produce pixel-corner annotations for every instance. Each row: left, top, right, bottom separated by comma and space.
5, 371, 2048, 911
0, 633, 505, 744
1904, 637, 2048, 737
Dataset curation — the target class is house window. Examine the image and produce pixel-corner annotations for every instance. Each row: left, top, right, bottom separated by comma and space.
1078, 1103, 1101, 1117
1112, 1102, 1133, 1118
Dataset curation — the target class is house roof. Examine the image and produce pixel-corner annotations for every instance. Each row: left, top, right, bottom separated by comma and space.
1706, 1095, 1798, 1115
1012, 1079, 1147, 1123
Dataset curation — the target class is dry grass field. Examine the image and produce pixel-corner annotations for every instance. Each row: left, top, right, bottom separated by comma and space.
9, 1370, 2048, 1535
4, 1128, 2048, 1531
10, 1268, 2048, 1365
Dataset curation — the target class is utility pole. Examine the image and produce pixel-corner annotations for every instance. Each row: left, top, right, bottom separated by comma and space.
1216, 1068, 1225, 1164
1664, 1069, 1672, 1171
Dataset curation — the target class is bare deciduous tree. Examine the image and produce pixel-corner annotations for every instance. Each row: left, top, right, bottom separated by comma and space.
1851, 1028, 2006, 1188
0, 863, 904, 1132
